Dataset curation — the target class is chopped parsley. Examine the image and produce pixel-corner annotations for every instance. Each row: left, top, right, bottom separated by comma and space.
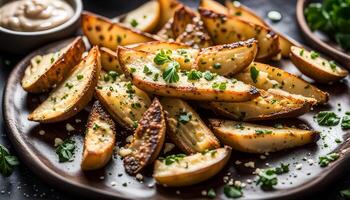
55, 139, 75, 162
130, 19, 138, 27
213, 63, 221, 69
316, 111, 340, 126
329, 60, 337, 71
250, 66, 259, 83
275, 163, 290, 174
299, 49, 304, 56
162, 61, 180, 83
340, 188, 350, 198
223, 185, 243, 198
255, 129, 273, 135
256, 168, 278, 189
108, 71, 119, 81
319, 152, 339, 167
0, 144, 19, 176
164, 154, 186, 165
204, 71, 215, 81
77, 74, 84, 80
187, 69, 202, 80
310, 51, 319, 59
212, 82, 227, 91
341, 113, 350, 129
126, 82, 135, 96
65, 82, 73, 89
131, 102, 142, 109
143, 65, 153, 75
154, 49, 172, 65
50, 57, 55, 64
178, 111, 192, 124
207, 188, 216, 198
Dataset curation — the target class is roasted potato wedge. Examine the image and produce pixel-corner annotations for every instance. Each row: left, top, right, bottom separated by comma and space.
153, 146, 231, 187
115, 1, 160, 33
28, 47, 101, 123
157, 0, 182, 30
234, 62, 329, 104
95, 71, 151, 129
290, 46, 348, 83
199, 8, 280, 61
200, 0, 228, 14
209, 89, 315, 121
160, 98, 220, 154
100, 47, 123, 73
195, 39, 257, 76
123, 98, 166, 175
157, 18, 175, 41
133, 41, 191, 52
82, 12, 157, 51
172, 6, 213, 48
118, 47, 259, 102
22, 37, 85, 93
209, 119, 319, 153
81, 101, 116, 170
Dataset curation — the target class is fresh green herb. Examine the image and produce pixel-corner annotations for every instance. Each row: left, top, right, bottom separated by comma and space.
126, 82, 135, 95
204, 71, 215, 81
65, 82, 73, 89
256, 168, 278, 189
329, 60, 338, 71
154, 49, 172, 65
50, 57, 55, 64
108, 71, 119, 81
93, 123, 100, 130
130, 68, 136, 73
178, 111, 192, 124
207, 188, 216, 199
162, 61, 180, 83
316, 111, 340, 126
319, 152, 339, 167
212, 82, 227, 91
131, 102, 142, 109
153, 73, 159, 81
275, 163, 290, 174
299, 48, 304, 56
342, 113, 350, 129
255, 129, 273, 135
143, 65, 153, 75
164, 154, 186, 165
104, 74, 110, 82
340, 188, 350, 198
213, 63, 221, 69
132, 121, 138, 129
235, 123, 244, 130
187, 69, 202, 80
130, 19, 138, 27
223, 185, 243, 198
310, 51, 319, 59
0, 144, 19, 176
250, 66, 259, 83
77, 74, 84, 80
55, 139, 75, 162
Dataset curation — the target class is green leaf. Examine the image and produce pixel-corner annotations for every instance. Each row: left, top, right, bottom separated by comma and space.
204, 71, 215, 81
154, 49, 172, 65
223, 185, 242, 198
250, 66, 259, 83
164, 154, 186, 165
255, 129, 273, 135
319, 152, 339, 167
0, 144, 19, 176
187, 69, 202, 80
130, 19, 138, 27
162, 61, 180, 83
342, 114, 350, 129
335, 33, 350, 50
56, 139, 76, 162
275, 163, 289, 174
316, 111, 340, 126
340, 188, 350, 198
178, 111, 192, 124
256, 168, 278, 189
207, 188, 216, 199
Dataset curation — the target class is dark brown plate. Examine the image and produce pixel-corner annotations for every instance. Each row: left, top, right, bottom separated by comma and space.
296, 0, 350, 70
4, 37, 350, 199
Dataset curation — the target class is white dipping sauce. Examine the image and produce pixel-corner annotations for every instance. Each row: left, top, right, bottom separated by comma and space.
0, 0, 74, 32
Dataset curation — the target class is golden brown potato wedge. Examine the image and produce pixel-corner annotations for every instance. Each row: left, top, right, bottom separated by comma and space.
172, 6, 213, 48
28, 47, 101, 123
209, 119, 319, 153
81, 11, 157, 51
200, 0, 228, 14
209, 89, 315, 121
115, 1, 160, 33
199, 8, 280, 61
118, 47, 259, 102
81, 101, 116, 170
95, 71, 151, 129
157, 18, 175, 41
153, 146, 231, 187
290, 46, 348, 83
99, 47, 123, 73
123, 98, 166, 175
133, 41, 191, 52
22, 37, 85, 93
157, 0, 182, 30
160, 98, 220, 154
195, 39, 258, 76
234, 62, 329, 104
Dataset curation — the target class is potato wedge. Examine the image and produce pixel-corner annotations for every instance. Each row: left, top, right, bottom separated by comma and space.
115, 1, 160, 33
172, 6, 213, 48
209, 89, 314, 121
290, 46, 348, 83
153, 146, 231, 187
199, 8, 280, 61
118, 47, 259, 102
133, 41, 191, 52
160, 98, 220, 154
200, 0, 228, 14
123, 98, 166, 175
157, 0, 182, 30
22, 37, 85, 93
209, 119, 319, 153
234, 62, 329, 104
81, 101, 116, 170
99, 47, 123, 73
28, 47, 101, 123
95, 72, 151, 129
82, 11, 157, 51
195, 39, 258, 76
157, 18, 175, 41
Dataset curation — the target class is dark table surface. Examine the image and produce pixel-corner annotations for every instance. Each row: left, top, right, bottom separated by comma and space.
0, 0, 349, 199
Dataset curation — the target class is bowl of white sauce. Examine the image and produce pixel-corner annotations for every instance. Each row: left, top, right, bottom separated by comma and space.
0, 0, 82, 54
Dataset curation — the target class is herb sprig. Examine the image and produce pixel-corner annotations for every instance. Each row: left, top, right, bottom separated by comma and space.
0, 144, 19, 176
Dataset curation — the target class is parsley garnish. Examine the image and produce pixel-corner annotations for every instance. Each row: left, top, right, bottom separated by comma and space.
77, 74, 84, 80
213, 63, 221, 69
212, 82, 227, 91
250, 66, 259, 83
65, 82, 73, 89
329, 60, 337, 71
341, 113, 350, 129
310, 51, 319, 59
50, 57, 55, 64
299, 49, 304, 56
316, 111, 340, 126
154, 49, 172, 65
340, 188, 350, 198
164, 154, 186, 165
131, 102, 142, 109
256, 168, 278, 189
130, 19, 138, 27
0, 144, 19, 176
55, 139, 75, 162
204, 71, 215, 81
319, 152, 339, 167
255, 129, 273, 135
108, 71, 119, 81
207, 188, 216, 199
178, 111, 192, 124
162, 61, 180, 83
275, 163, 290, 174
126, 82, 135, 97
223, 185, 243, 198
187, 69, 202, 80
143, 65, 153, 75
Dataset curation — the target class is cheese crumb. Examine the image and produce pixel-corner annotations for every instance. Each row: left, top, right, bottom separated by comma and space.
110, 181, 117, 186
54, 138, 63, 147
163, 143, 175, 154
244, 161, 255, 168
235, 160, 242, 165
66, 123, 75, 131
118, 147, 132, 157
38, 130, 45, 135
201, 190, 207, 196
260, 155, 266, 159
307, 159, 314, 165
126, 135, 134, 143
295, 163, 303, 170
75, 118, 81, 123
136, 173, 143, 181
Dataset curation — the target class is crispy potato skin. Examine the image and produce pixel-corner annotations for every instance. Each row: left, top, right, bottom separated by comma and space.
156, 18, 175, 41
123, 98, 166, 175
160, 98, 220, 154
153, 146, 231, 187
157, 0, 182, 30
99, 47, 123, 73
28, 46, 101, 123
22, 37, 85, 93
209, 119, 319, 153
81, 11, 157, 51
133, 41, 191, 52
290, 46, 348, 83
200, 0, 228, 14
81, 101, 116, 170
